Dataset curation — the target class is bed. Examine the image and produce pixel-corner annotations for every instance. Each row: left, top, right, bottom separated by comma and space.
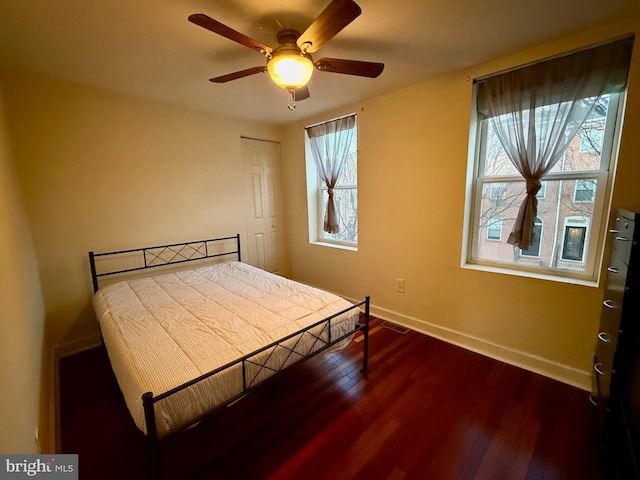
88, 234, 370, 445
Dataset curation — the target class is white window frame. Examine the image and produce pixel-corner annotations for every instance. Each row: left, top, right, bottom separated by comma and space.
304, 114, 358, 250
462, 88, 626, 285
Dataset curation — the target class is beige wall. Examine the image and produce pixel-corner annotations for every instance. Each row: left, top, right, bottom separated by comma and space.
282, 15, 640, 389
0, 83, 47, 453
2, 71, 282, 350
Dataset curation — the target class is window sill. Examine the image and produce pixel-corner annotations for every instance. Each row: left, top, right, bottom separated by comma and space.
310, 241, 358, 252
461, 261, 599, 287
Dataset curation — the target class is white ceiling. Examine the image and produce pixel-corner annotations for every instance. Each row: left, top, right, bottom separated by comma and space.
0, 0, 637, 125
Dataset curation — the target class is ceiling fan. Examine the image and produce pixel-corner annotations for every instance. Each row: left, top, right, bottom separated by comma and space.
188, 0, 384, 110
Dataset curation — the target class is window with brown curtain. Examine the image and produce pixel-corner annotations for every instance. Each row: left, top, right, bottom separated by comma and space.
464, 36, 633, 283
305, 114, 358, 246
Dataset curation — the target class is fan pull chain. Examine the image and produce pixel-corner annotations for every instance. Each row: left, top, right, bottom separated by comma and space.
287, 88, 296, 110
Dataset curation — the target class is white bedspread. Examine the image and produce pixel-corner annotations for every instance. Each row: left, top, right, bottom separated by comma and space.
92, 261, 358, 438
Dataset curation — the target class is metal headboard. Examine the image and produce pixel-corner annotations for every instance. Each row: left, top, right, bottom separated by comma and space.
88, 234, 241, 292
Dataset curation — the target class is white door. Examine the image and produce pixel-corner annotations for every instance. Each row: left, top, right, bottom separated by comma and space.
241, 137, 285, 274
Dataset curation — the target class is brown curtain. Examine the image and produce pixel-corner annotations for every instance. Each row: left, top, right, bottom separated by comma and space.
305, 114, 357, 234
477, 37, 633, 249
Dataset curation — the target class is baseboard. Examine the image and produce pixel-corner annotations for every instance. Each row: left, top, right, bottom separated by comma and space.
55, 333, 102, 359
346, 296, 591, 391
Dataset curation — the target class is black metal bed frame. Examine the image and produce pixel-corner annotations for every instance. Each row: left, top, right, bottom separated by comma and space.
89, 234, 242, 293
88, 234, 370, 472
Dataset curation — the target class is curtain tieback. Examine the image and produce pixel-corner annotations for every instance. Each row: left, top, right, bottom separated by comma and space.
327, 188, 334, 197
525, 179, 541, 197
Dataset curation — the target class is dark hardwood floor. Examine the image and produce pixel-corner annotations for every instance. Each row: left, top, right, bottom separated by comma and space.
58, 321, 602, 479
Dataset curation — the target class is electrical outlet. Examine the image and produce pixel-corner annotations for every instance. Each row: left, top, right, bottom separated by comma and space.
395, 278, 405, 293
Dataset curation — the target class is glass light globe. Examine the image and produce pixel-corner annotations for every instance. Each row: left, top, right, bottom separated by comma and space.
267, 54, 314, 89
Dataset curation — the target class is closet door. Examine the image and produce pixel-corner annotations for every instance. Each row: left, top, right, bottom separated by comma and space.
241, 137, 285, 275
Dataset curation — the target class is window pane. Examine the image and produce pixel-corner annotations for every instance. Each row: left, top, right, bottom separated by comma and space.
579, 126, 604, 153
317, 143, 357, 244
320, 188, 358, 243
336, 153, 357, 185
482, 123, 519, 176
574, 179, 596, 202
479, 181, 525, 230
483, 95, 610, 178
549, 96, 609, 173
520, 218, 542, 257
476, 179, 598, 272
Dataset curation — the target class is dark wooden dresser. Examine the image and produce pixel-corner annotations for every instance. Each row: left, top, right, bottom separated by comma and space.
592, 209, 640, 479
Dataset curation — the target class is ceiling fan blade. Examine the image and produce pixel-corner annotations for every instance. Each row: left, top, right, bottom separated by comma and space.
296, 0, 361, 53
295, 85, 310, 101
315, 58, 384, 78
189, 14, 272, 54
209, 66, 267, 83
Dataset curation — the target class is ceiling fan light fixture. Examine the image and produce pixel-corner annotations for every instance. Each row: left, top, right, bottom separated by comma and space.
267, 52, 314, 89
189, 0, 384, 107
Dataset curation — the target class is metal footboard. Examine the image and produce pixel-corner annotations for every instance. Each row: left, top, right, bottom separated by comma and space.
141, 296, 371, 441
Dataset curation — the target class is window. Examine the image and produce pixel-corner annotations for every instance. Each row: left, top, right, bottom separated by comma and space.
561, 217, 588, 261
536, 181, 547, 199
468, 97, 620, 279
520, 217, 543, 257
487, 217, 503, 240
574, 179, 596, 202
463, 37, 632, 283
304, 114, 358, 248
490, 182, 507, 200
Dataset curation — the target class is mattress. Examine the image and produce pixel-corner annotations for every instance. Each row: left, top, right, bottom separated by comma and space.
92, 261, 359, 438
